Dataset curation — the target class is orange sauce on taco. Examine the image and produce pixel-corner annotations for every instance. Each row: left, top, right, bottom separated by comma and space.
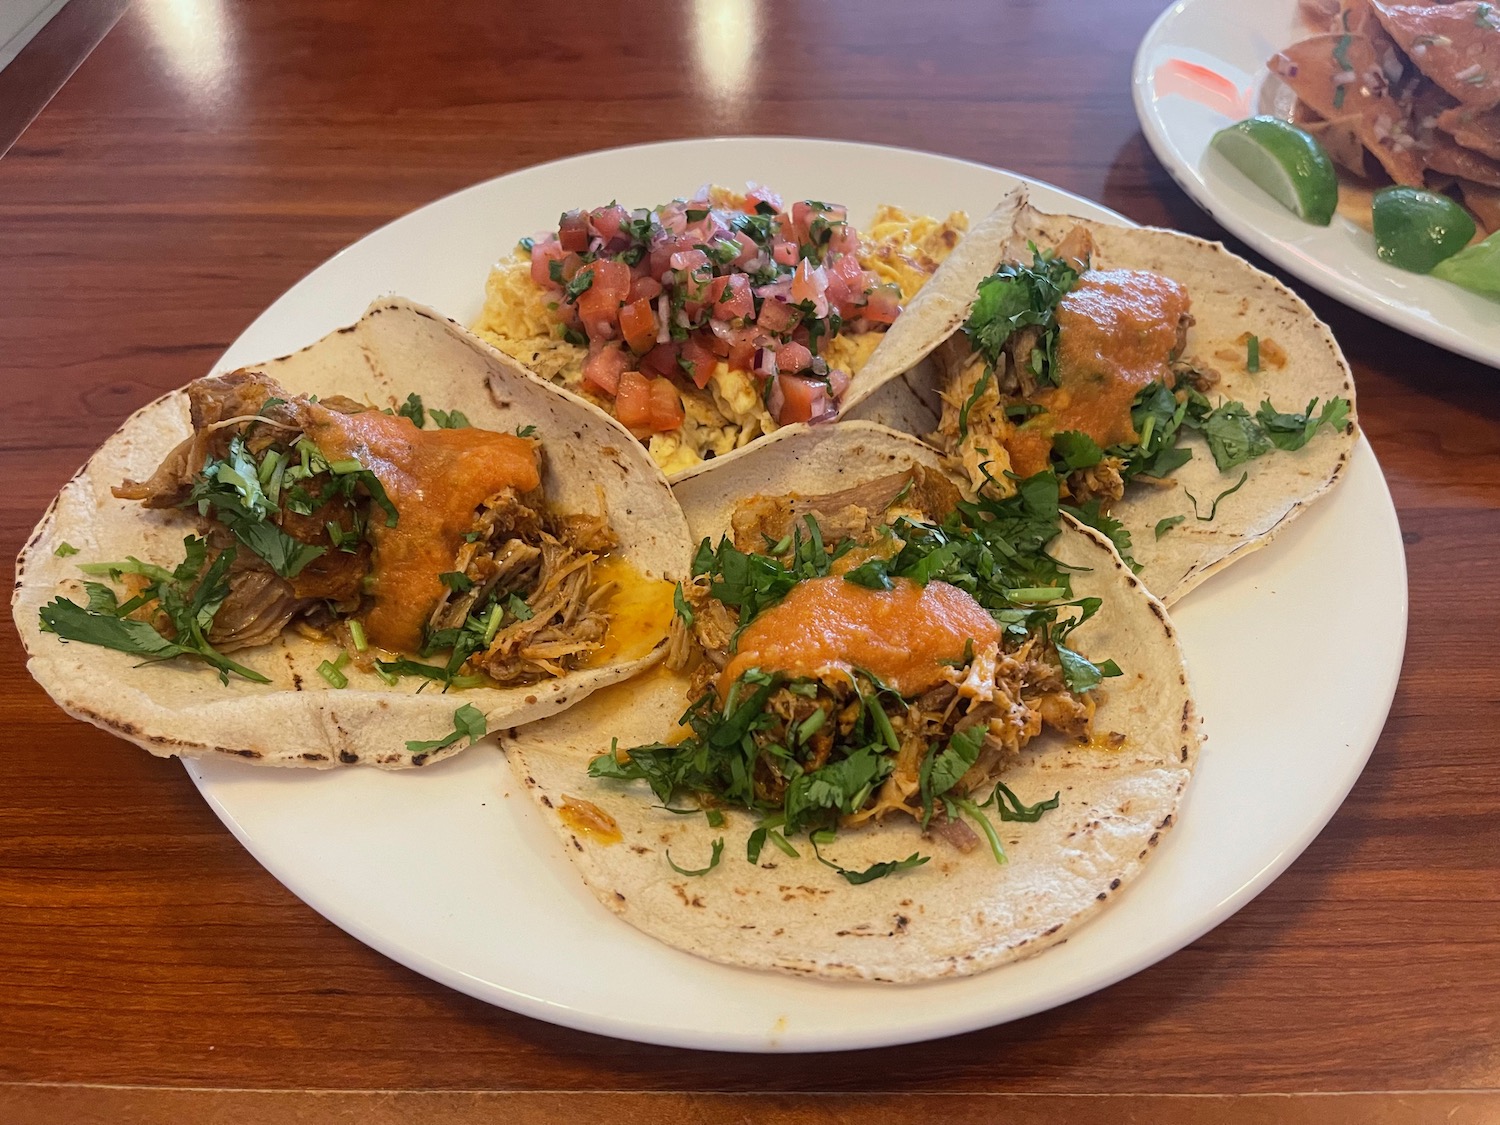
1005, 269, 1189, 478
719, 575, 999, 697
306, 408, 541, 653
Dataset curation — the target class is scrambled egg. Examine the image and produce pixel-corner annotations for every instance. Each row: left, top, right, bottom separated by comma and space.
473, 201, 970, 475
863, 205, 970, 301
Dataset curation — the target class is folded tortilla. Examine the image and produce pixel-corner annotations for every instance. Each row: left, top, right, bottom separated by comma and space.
14, 298, 692, 768
502, 422, 1198, 982
847, 191, 1359, 604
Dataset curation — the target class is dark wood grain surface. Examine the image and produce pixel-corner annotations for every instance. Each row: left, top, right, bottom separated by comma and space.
3, 1, 1498, 1121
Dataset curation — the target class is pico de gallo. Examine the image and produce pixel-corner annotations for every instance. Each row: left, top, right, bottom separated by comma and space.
476, 186, 968, 474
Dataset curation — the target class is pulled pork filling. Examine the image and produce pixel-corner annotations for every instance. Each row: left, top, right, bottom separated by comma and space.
102, 370, 616, 684
608, 466, 1115, 864
930, 224, 1349, 571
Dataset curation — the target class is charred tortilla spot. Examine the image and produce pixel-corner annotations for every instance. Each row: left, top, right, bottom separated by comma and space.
539, 795, 553, 808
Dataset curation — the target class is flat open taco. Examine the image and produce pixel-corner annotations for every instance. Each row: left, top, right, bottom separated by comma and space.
849, 190, 1359, 604
472, 184, 975, 477
503, 422, 1197, 982
14, 298, 691, 768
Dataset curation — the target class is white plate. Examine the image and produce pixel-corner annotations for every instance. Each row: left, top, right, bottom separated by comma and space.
184, 138, 1406, 1052
1133, 0, 1500, 368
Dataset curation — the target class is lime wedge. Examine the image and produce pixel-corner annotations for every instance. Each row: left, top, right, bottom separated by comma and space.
1372, 187, 1478, 274
1431, 231, 1500, 301
1210, 116, 1338, 226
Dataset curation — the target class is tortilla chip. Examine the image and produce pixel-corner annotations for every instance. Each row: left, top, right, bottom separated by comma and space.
1369, 1, 1500, 111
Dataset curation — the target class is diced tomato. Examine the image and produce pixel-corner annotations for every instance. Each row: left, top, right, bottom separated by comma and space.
614, 370, 653, 430
790, 260, 828, 304
727, 339, 756, 371
576, 258, 632, 337
628, 276, 662, 303
558, 210, 590, 253
641, 342, 682, 379
757, 298, 799, 335
827, 223, 860, 256
530, 240, 568, 288
829, 251, 865, 289
648, 378, 686, 432
619, 298, 658, 354
669, 248, 710, 274
679, 335, 717, 389
650, 232, 698, 277
825, 252, 867, 317
589, 204, 629, 244
705, 331, 730, 358
583, 343, 629, 396
863, 283, 903, 325
775, 341, 812, 374
791, 201, 817, 244
710, 274, 753, 321
731, 231, 759, 265
774, 374, 831, 424
772, 240, 800, 267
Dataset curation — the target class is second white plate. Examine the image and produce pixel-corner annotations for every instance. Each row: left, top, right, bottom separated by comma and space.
1133, 0, 1500, 368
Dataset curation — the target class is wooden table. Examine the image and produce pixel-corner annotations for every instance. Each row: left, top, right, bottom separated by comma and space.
3, 1, 1497, 1121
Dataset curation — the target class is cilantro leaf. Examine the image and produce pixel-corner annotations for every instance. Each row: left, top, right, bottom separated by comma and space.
666, 837, 724, 877
1055, 643, 1122, 693
810, 834, 929, 884
1052, 430, 1104, 471
986, 780, 1061, 822
40, 537, 269, 684
963, 246, 1079, 386
397, 393, 425, 428
672, 582, 695, 628
404, 703, 487, 755
1255, 396, 1350, 452
1195, 401, 1274, 471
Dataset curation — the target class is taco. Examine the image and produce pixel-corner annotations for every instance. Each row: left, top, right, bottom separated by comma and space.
847, 190, 1359, 604
473, 184, 972, 477
502, 422, 1197, 982
14, 298, 692, 768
